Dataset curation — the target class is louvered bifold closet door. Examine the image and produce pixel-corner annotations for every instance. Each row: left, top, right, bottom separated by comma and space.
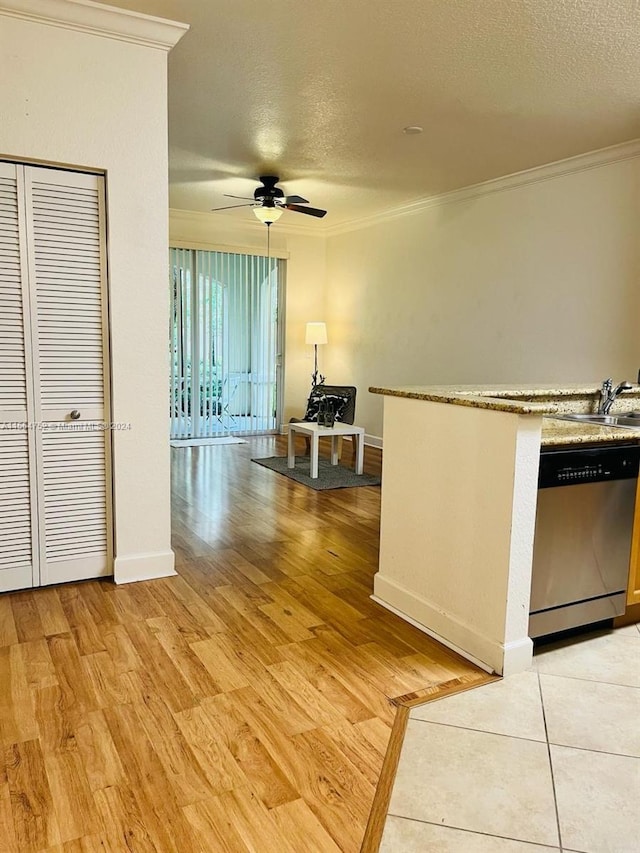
0, 163, 39, 591
25, 166, 112, 586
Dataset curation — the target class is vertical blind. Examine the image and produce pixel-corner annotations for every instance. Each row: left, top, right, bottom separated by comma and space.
170, 247, 282, 438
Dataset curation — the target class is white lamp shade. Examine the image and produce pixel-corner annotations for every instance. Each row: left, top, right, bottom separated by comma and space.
253, 206, 283, 224
305, 322, 327, 345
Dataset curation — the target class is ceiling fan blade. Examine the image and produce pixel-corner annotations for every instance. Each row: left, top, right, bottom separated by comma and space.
211, 203, 255, 212
284, 194, 309, 204
285, 204, 327, 218
223, 194, 256, 200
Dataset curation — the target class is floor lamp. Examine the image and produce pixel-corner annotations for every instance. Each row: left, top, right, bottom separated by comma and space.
305, 322, 327, 389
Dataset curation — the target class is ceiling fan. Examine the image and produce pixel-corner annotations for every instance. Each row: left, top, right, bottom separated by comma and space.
211, 175, 327, 224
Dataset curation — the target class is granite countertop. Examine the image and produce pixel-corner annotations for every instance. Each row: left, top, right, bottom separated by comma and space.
367, 384, 601, 414
369, 383, 640, 446
541, 418, 640, 447
368, 385, 555, 414
369, 383, 640, 417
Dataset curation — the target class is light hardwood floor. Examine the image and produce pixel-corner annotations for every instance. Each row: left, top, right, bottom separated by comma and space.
0, 436, 488, 852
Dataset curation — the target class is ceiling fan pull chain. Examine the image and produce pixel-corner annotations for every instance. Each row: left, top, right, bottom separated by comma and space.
264, 220, 273, 266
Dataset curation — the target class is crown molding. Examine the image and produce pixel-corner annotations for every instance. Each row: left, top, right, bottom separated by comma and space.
324, 137, 640, 238
0, 0, 189, 50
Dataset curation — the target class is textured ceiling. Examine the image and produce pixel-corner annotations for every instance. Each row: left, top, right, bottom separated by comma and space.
95, 0, 640, 227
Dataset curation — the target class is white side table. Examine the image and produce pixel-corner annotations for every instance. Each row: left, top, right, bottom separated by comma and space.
287, 421, 365, 479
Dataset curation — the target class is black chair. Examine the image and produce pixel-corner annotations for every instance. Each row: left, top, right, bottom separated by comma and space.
290, 384, 357, 457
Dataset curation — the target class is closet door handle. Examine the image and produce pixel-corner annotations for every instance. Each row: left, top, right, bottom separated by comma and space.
70, 410, 81, 420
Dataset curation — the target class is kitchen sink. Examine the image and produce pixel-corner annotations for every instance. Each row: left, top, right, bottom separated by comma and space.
561, 414, 619, 424
559, 413, 640, 429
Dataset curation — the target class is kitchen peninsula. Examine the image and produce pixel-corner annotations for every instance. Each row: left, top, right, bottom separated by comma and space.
369, 384, 640, 676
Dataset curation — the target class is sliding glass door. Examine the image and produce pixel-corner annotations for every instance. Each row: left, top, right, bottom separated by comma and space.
170, 248, 283, 438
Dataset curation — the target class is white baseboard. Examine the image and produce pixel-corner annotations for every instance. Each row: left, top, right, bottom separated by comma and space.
371, 594, 494, 673
501, 636, 535, 676
114, 550, 176, 584
372, 574, 532, 676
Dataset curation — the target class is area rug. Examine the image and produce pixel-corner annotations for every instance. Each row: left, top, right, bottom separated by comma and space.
252, 455, 381, 490
170, 437, 247, 447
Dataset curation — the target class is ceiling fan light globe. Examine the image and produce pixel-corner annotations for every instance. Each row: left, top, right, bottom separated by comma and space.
253, 206, 283, 225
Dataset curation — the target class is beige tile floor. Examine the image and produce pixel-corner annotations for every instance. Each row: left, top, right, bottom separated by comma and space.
381, 624, 640, 853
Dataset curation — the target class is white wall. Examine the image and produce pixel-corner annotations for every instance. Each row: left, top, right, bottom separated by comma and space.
374, 396, 541, 674
325, 155, 640, 438
0, 2, 186, 582
169, 210, 327, 424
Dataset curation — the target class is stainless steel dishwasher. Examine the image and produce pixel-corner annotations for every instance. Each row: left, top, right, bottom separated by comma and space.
529, 444, 640, 638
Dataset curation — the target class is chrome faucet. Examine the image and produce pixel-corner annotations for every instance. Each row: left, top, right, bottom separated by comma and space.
598, 378, 632, 414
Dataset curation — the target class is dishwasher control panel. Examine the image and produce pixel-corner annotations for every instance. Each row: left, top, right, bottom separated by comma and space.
539, 445, 640, 488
